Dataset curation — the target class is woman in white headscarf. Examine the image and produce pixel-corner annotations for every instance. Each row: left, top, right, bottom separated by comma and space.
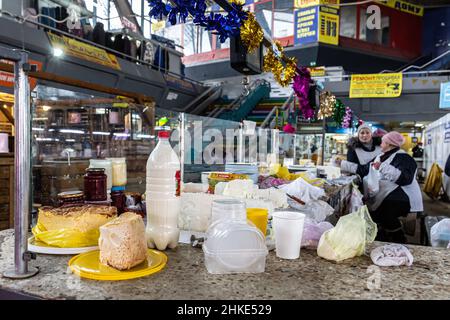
345, 123, 382, 166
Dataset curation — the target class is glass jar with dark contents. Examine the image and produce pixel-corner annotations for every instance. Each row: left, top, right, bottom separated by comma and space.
110, 186, 125, 214
84, 168, 107, 201
57, 191, 84, 207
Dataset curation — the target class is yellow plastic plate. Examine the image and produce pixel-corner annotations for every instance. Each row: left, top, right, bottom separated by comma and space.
68, 249, 167, 281
28, 236, 98, 255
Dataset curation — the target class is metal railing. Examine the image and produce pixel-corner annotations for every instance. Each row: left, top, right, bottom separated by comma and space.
207, 79, 269, 119
380, 50, 450, 74
260, 92, 295, 129
0, 10, 204, 86
315, 69, 450, 83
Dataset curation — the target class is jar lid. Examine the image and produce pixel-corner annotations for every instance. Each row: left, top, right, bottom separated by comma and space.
58, 191, 84, 199
111, 186, 125, 192
85, 168, 105, 173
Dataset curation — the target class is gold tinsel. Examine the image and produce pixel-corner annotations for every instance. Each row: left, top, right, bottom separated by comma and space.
318, 91, 336, 119
240, 12, 264, 54
263, 42, 298, 87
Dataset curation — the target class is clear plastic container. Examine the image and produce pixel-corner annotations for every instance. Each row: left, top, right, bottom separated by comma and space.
203, 200, 268, 274
107, 157, 127, 187
211, 199, 247, 225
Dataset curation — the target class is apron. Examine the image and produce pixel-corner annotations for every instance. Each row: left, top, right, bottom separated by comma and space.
367, 150, 423, 212
355, 146, 382, 165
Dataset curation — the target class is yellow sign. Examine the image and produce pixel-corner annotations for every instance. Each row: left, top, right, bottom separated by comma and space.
350, 73, 403, 98
318, 6, 339, 45
309, 67, 326, 77
295, 0, 339, 8
376, 0, 423, 16
47, 33, 121, 70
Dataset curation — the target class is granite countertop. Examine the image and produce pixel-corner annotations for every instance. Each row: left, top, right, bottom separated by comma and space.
0, 229, 449, 300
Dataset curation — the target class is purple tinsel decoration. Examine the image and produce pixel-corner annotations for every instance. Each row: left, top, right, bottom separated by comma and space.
342, 106, 353, 129
292, 67, 314, 119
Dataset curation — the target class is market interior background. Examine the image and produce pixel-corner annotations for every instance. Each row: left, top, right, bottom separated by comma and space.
0, 0, 449, 246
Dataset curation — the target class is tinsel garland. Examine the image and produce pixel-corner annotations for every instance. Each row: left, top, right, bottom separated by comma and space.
263, 42, 297, 87
240, 12, 263, 53
333, 99, 346, 126
148, 0, 248, 43
318, 91, 336, 120
342, 106, 353, 129
292, 67, 314, 119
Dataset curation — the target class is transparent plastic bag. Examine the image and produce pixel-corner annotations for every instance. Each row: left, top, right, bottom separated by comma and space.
301, 218, 334, 249
289, 200, 334, 223
32, 222, 100, 248
349, 183, 364, 213
317, 205, 377, 262
363, 165, 380, 198
430, 218, 450, 248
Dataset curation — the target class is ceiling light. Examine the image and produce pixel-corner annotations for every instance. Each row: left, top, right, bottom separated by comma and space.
42, 105, 51, 111
53, 47, 64, 57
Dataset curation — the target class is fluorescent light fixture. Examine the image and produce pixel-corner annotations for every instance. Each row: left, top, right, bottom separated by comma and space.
48, 128, 55, 132
32, 118, 49, 121
92, 131, 110, 136
415, 123, 424, 127
36, 138, 59, 142
137, 134, 155, 139
65, 139, 76, 142
60, 129, 84, 134
113, 133, 130, 137
42, 105, 51, 111
32, 127, 44, 131
95, 108, 106, 114
53, 47, 64, 57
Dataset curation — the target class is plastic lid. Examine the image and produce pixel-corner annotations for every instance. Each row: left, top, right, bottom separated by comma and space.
158, 131, 170, 139
111, 186, 125, 192
203, 220, 267, 270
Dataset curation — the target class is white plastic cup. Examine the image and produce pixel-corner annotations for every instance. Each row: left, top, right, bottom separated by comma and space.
272, 211, 305, 259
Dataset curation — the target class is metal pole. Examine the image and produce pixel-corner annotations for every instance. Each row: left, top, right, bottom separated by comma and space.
3, 50, 39, 279
179, 113, 185, 184
237, 124, 244, 163
321, 117, 326, 165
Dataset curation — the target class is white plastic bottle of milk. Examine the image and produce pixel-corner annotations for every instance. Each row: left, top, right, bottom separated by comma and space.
145, 131, 181, 250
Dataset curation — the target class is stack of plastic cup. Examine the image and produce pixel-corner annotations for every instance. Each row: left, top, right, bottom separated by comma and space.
272, 211, 305, 259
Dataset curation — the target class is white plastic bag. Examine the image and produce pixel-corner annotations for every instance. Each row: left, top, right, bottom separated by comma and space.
363, 165, 380, 198
317, 205, 377, 262
430, 218, 450, 248
301, 218, 334, 249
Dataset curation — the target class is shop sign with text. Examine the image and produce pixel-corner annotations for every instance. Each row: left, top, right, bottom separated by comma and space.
350, 73, 403, 98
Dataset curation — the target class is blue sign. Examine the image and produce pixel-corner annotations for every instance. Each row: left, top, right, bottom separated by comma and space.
294, 7, 319, 45
440, 82, 450, 109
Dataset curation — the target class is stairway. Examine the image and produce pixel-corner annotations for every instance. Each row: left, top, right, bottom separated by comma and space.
206, 79, 271, 122
245, 98, 287, 126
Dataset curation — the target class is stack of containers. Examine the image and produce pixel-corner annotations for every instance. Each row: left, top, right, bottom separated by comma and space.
203, 199, 268, 274
225, 163, 259, 183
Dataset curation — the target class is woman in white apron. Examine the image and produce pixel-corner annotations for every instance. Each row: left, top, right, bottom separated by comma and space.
341, 131, 423, 243
346, 123, 382, 166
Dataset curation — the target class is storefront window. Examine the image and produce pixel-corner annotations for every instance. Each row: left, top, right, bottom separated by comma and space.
339, 6, 357, 39
255, 1, 273, 36
273, 0, 294, 38
359, 9, 390, 46
184, 23, 214, 55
